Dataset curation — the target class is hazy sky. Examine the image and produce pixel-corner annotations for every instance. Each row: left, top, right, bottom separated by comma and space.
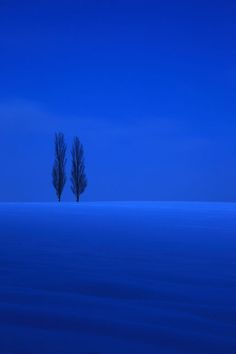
0, 0, 235, 202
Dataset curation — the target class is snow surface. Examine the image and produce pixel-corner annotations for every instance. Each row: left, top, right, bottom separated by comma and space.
0, 202, 235, 353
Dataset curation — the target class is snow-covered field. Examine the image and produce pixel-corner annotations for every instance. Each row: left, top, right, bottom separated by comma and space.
0, 202, 235, 353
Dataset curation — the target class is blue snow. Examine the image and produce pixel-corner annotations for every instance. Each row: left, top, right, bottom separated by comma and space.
0, 202, 235, 353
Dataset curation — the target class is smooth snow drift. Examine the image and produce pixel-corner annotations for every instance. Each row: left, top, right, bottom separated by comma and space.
0, 202, 235, 353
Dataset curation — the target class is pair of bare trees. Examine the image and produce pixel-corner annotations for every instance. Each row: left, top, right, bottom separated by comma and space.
52, 133, 87, 202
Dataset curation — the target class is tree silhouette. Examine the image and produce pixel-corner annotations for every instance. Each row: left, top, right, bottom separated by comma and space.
52, 132, 67, 202
71, 137, 87, 202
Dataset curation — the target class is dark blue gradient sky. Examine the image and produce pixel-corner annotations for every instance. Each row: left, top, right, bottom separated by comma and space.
0, 0, 235, 202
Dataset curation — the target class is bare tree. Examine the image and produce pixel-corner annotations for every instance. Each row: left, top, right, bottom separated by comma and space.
52, 132, 67, 202
71, 137, 87, 202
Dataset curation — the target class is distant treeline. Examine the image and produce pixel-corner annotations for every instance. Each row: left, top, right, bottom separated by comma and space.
52, 133, 87, 202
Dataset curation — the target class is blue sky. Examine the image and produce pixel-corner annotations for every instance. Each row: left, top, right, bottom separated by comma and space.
0, 0, 235, 202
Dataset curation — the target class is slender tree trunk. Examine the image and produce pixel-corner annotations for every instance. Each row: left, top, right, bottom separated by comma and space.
71, 137, 87, 202
52, 132, 67, 202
